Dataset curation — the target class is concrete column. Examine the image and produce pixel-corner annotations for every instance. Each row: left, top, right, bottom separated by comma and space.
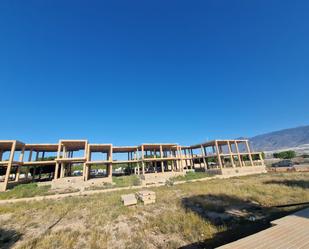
215, 141, 223, 169
128, 152, 131, 171
25, 149, 32, 180
54, 141, 62, 180
63, 146, 66, 159
160, 145, 164, 173
60, 163, 65, 178
2, 141, 16, 191
203, 146, 209, 169
190, 149, 194, 169
183, 149, 188, 168
32, 151, 39, 180
245, 141, 254, 166
227, 141, 235, 168
85, 164, 90, 180
0, 150, 3, 161
174, 150, 178, 171
82, 145, 89, 181
135, 149, 140, 175
86, 144, 91, 162
109, 145, 113, 162
201, 145, 207, 171
60, 145, 65, 178
54, 163, 60, 180
141, 145, 145, 175
15, 146, 25, 182
235, 141, 243, 167
178, 147, 184, 172
107, 163, 112, 178
259, 153, 265, 166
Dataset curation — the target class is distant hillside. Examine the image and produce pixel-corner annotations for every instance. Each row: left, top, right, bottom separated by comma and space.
250, 125, 309, 151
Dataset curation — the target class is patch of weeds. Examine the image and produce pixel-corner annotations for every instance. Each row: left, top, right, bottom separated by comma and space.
113, 175, 141, 188
85, 182, 114, 191
0, 183, 51, 200
18, 228, 80, 249
171, 172, 211, 182
146, 209, 219, 242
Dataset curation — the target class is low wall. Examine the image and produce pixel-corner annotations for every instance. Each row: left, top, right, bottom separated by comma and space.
51, 176, 112, 191
140, 171, 185, 185
220, 166, 267, 176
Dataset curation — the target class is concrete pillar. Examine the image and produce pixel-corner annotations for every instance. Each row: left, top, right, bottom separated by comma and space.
55, 141, 62, 180
183, 149, 188, 168
2, 141, 16, 191
201, 145, 207, 171
134, 149, 140, 175
235, 141, 243, 167
82, 144, 88, 181
15, 146, 25, 182
107, 163, 112, 178
86, 144, 91, 162
63, 146, 66, 159
60, 163, 65, 178
190, 149, 194, 169
259, 152, 265, 166
85, 164, 90, 180
178, 147, 184, 172
215, 141, 223, 169
25, 149, 32, 180
0, 150, 3, 161
160, 145, 164, 173
141, 145, 145, 175
245, 141, 254, 166
32, 151, 39, 180
54, 163, 59, 180
227, 141, 235, 168
203, 146, 210, 169
60, 145, 65, 178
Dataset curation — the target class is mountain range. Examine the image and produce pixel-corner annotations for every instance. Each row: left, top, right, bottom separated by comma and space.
250, 125, 309, 151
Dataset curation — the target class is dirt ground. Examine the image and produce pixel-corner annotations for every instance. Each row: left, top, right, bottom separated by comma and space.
0, 172, 308, 249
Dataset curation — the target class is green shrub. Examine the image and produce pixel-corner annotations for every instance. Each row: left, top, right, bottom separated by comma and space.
273, 150, 296, 159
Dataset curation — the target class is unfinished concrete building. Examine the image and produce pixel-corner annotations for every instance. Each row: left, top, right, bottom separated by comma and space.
184, 140, 264, 175
0, 138, 265, 191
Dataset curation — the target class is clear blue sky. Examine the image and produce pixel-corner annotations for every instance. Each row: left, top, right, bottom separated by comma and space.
1, 1, 308, 145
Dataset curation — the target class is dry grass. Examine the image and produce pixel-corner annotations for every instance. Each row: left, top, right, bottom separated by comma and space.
0, 183, 51, 200
0, 172, 308, 249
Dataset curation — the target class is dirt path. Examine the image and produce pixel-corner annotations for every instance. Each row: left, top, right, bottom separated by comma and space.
0, 173, 253, 205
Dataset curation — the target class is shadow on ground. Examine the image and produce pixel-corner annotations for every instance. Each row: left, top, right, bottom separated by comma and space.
179, 194, 305, 249
263, 179, 309, 189
0, 228, 22, 249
